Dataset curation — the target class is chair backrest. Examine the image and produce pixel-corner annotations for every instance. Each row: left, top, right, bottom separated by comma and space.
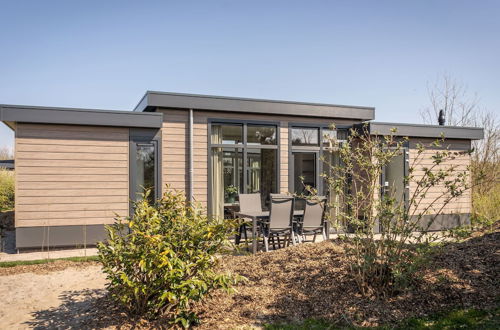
269, 194, 294, 229
238, 193, 262, 213
302, 197, 327, 228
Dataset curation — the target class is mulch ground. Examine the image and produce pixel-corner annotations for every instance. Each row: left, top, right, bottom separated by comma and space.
4, 225, 499, 328
192, 229, 499, 328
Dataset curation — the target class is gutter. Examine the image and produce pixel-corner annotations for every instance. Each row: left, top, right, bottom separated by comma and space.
188, 108, 194, 203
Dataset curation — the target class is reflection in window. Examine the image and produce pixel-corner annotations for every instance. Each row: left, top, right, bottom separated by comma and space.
293, 153, 316, 195
291, 127, 319, 146
247, 125, 277, 145
223, 149, 243, 203
337, 129, 348, 141
247, 149, 277, 210
136, 143, 155, 202
322, 129, 337, 148
211, 124, 243, 144
210, 122, 278, 218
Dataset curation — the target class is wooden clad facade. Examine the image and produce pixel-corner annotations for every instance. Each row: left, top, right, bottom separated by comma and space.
159, 108, 362, 209
409, 138, 472, 215
15, 123, 129, 228
2, 93, 482, 248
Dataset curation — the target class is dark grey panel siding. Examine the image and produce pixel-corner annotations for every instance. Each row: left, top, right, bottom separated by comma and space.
16, 225, 109, 249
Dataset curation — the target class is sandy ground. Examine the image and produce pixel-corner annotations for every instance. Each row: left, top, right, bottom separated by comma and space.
0, 265, 106, 329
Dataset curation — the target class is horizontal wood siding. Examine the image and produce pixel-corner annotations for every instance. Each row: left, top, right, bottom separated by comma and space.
409, 138, 472, 215
15, 123, 129, 227
159, 108, 362, 210
161, 110, 189, 201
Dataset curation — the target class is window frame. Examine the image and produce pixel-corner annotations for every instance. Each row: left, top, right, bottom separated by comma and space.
129, 128, 161, 214
288, 123, 349, 196
290, 126, 320, 147
208, 119, 281, 215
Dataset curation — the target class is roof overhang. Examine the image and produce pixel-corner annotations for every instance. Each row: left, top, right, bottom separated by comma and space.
361, 122, 484, 140
0, 104, 163, 129
134, 91, 375, 120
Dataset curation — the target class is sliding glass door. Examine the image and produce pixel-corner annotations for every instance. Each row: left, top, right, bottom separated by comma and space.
247, 148, 277, 207
292, 152, 318, 195
210, 122, 278, 218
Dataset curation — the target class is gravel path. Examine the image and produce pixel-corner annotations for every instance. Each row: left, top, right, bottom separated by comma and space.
0, 265, 106, 329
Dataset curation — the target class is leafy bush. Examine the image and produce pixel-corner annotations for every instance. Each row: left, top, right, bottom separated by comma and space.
97, 189, 241, 327
0, 169, 14, 212
317, 125, 473, 297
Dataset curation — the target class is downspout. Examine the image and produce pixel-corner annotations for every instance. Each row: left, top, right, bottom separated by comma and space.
188, 108, 194, 203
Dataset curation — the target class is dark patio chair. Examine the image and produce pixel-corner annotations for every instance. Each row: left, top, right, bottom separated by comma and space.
297, 196, 327, 243
236, 193, 262, 244
261, 194, 296, 252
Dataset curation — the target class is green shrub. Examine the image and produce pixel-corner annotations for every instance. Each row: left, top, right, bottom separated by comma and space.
0, 169, 14, 212
97, 189, 241, 327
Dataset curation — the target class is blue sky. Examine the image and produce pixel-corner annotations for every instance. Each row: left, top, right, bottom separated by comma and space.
1, 0, 499, 151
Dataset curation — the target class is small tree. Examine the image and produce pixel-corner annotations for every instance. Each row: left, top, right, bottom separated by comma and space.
98, 188, 241, 327
0, 147, 13, 161
420, 73, 500, 227
318, 125, 473, 297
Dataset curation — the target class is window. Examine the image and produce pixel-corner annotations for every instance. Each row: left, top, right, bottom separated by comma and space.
222, 148, 243, 202
136, 143, 156, 199
322, 129, 337, 147
291, 127, 319, 146
290, 126, 348, 197
211, 123, 243, 144
210, 122, 279, 218
247, 149, 277, 206
130, 134, 159, 205
247, 125, 277, 145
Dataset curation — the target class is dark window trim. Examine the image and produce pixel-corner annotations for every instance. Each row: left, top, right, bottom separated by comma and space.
288, 123, 349, 196
207, 119, 281, 216
129, 128, 162, 215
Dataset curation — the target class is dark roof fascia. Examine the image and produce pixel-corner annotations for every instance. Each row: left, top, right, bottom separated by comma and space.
361, 122, 484, 140
0, 104, 163, 129
134, 91, 375, 120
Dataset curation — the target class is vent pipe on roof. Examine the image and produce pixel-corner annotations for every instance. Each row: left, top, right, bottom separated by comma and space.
438, 109, 445, 126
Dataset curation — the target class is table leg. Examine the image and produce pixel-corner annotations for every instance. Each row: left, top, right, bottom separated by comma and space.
252, 217, 257, 254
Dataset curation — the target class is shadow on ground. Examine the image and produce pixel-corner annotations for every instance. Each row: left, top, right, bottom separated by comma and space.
24, 289, 127, 329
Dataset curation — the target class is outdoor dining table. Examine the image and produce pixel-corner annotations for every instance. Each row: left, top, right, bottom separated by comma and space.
234, 210, 305, 254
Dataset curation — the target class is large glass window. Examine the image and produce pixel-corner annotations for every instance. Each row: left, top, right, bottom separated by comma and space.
132, 142, 157, 203
291, 127, 319, 146
247, 149, 277, 207
211, 123, 243, 144
290, 126, 348, 196
322, 129, 337, 148
210, 122, 278, 218
223, 148, 243, 203
247, 125, 277, 145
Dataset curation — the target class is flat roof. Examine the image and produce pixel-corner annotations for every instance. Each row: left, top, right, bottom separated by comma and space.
134, 91, 375, 120
362, 122, 484, 140
0, 104, 163, 129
